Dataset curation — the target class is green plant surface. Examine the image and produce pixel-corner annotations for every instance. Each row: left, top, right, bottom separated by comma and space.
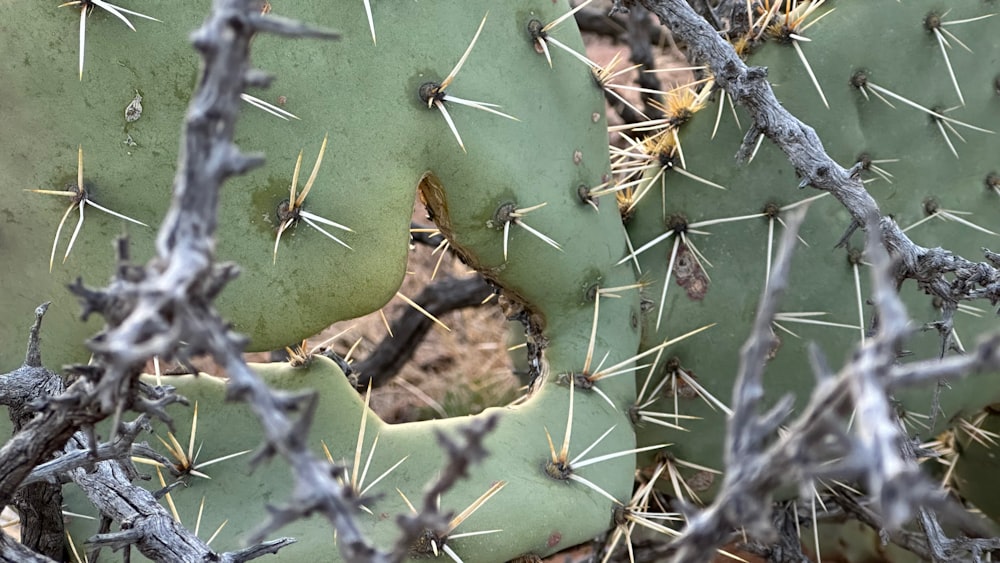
2, 1, 402, 368
811, 519, 922, 563
951, 411, 1000, 524
17, 0, 656, 560
61, 355, 639, 562
9, 1, 999, 560
622, 0, 1000, 501
3, 0, 616, 368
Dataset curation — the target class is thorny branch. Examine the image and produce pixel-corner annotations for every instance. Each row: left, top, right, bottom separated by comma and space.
658, 196, 997, 563
51, 0, 404, 561
1, 304, 66, 560
575, 6, 668, 46
50, 0, 352, 558
64, 424, 295, 563
87, 0, 432, 557
605, 0, 1000, 561
298, 225, 497, 389
574, 1, 738, 47
391, 415, 499, 557
827, 487, 1000, 561
657, 206, 806, 562
616, 0, 1000, 314
0, 307, 259, 562
618, 7, 665, 124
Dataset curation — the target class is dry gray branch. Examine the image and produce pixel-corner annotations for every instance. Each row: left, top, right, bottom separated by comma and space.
352, 275, 494, 390
0, 305, 293, 561
391, 414, 499, 557
55, 0, 392, 559
661, 205, 808, 562
615, 0, 1000, 314
0, 0, 339, 560
2, 304, 65, 559
65, 427, 294, 563
4, 1, 999, 561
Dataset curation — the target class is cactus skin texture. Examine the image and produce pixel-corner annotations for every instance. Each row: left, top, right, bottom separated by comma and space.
1, 1, 413, 367
811, 520, 920, 562
8, 0, 648, 561
624, 0, 1000, 504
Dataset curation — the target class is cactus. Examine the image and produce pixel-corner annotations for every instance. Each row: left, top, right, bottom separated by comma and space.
3, 1, 1000, 562
951, 411, 1000, 524
4, 0, 652, 561
620, 0, 1000, 501
61, 355, 644, 561
4, 0, 417, 366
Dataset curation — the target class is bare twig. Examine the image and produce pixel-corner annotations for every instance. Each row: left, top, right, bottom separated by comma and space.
827, 489, 934, 559
0, 306, 291, 561
625, 7, 665, 122
353, 275, 494, 389
20, 416, 149, 487
661, 207, 807, 561
644, 208, 997, 562
65, 429, 295, 563
51, 0, 386, 560
575, 6, 665, 45
0, 533, 55, 563
391, 414, 499, 557
615, 0, 1000, 315
2, 304, 65, 559
0, 305, 78, 558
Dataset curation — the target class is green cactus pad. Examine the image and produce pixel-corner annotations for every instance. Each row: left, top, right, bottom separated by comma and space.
624, 0, 1000, 500
61, 355, 641, 562
10, 0, 651, 559
3, 0, 623, 368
